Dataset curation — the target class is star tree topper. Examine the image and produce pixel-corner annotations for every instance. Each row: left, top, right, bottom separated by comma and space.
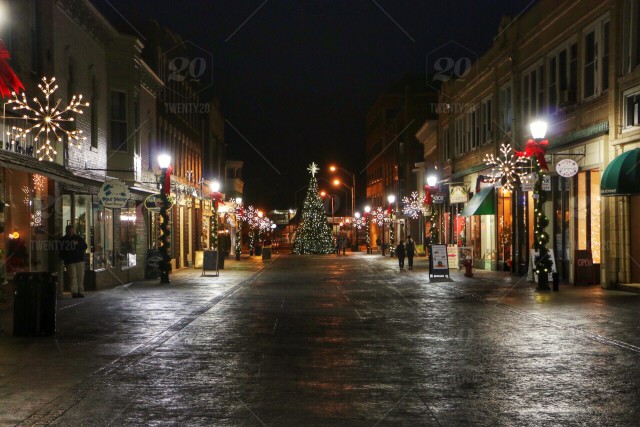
307, 162, 319, 176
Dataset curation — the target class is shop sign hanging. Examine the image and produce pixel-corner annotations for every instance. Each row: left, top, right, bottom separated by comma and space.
98, 179, 130, 208
555, 159, 579, 178
144, 193, 173, 212
449, 186, 468, 204
542, 175, 551, 191
432, 192, 446, 204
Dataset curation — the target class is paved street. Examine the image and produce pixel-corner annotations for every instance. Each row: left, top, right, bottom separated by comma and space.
2, 253, 640, 426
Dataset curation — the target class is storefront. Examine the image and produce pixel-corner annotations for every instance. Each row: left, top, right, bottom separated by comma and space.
600, 147, 640, 288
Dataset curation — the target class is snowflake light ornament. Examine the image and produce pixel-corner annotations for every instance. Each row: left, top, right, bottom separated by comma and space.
402, 191, 422, 219
353, 216, 366, 230
7, 77, 89, 161
483, 143, 530, 192
373, 207, 387, 226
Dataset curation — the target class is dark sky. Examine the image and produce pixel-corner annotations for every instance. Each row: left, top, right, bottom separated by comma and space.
97, 0, 535, 211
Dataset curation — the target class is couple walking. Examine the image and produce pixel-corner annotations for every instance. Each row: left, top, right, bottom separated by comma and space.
396, 235, 415, 270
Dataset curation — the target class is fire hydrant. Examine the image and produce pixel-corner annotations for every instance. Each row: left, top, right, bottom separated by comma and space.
463, 260, 473, 277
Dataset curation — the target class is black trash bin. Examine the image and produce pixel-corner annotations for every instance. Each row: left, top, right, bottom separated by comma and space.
13, 272, 57, 336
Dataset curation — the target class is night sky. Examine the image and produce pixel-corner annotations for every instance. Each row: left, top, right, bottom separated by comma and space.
97, 0, 535, 211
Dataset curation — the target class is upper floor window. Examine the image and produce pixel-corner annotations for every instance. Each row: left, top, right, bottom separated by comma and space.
481, 97, 492, 145
583, 15, 610, 99
455, 116, 463, 157
623, 0, 640, 73
548, 40, 578, 113
522, 63, 544, 123
499, 84, 512, 137
110, 91, 128, 152
623, 86, 640, 129
442, 126, 450, 162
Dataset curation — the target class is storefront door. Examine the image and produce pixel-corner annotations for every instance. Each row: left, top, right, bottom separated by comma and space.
630, 196, 640, 282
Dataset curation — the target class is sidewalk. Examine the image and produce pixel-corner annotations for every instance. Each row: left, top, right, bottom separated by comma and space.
356, 250, 640, 351
0, 255, 269, 424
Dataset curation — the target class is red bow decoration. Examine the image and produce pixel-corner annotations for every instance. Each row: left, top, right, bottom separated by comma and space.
516, 139, 549, 171
423, 185, 433, 206
0, 40, 24, 98
211, 192, 223, 209
163, 165, 173, 195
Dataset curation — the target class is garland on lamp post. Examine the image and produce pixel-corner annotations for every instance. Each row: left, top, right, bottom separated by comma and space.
516, 130, 552, 290
364, 206, 371, 253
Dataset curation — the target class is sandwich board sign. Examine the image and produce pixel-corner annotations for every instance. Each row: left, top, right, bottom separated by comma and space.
429, 244, 450, 278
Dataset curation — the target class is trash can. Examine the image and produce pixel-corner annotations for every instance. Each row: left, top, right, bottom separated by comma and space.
262, 247, 272, 260
13, 272, 57, 336
255, 245, 262, 256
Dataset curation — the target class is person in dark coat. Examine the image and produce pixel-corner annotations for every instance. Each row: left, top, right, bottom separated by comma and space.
405, 235, 416, 270
59, 225, 88, 298
396, 241, 406, 269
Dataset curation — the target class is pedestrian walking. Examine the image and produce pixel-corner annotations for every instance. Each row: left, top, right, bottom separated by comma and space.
59, 225, 88, 298
406, 235, 415, 270
336, 237, 341, 256
342, 236, 346, 255
396, 240, 405, 269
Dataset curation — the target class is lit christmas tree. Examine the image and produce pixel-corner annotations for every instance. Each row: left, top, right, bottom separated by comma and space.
293, 162, 335, 254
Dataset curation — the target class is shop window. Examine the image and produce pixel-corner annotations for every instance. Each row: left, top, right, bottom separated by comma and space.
3, 171, 51, 276
497, 188, 512, 270
119, 206, 137, 268
576, 170, 601, 264
93, 199, 113, 270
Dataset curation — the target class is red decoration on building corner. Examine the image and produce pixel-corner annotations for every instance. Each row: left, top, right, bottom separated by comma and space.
0, 40, 24, 98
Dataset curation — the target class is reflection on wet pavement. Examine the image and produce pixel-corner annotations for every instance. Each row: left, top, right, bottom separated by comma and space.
2, 254, 640, 425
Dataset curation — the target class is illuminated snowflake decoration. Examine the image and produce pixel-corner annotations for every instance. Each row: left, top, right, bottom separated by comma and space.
6, 77, 89, 161
259, 218, 273, 232
353, 216, 366, 230
373, 207, 387, 226
244, 206, 262, 228
483, 143, 530, 192
402, 191, 422, 219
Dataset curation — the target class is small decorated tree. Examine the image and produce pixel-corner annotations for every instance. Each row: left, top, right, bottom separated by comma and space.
293, 163, 335, 254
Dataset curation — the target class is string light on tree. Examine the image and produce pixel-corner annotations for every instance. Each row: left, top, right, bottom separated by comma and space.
483, 143, 529, 192
293, 163, 334, 254
6, 77, 89, 161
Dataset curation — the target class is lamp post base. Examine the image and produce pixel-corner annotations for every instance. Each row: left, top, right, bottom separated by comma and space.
536, 273, 550, 291
160, 271, 170, 284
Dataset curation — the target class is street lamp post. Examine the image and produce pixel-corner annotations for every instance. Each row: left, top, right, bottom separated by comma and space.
210, 180, 222, 272
425, 174, 439, 245
330, 165, 356, 222
529, 120, 553, 291
157, 154, 172, 284
387, 195, 396, 257
235, 197, 243, 261
332, 178, 354, 218
364, 205, 371, 254
354, 212, 360, 251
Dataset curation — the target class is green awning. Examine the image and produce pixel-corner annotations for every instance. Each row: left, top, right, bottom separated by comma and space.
601, 148, 640, 196
461, 187, 495, 216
